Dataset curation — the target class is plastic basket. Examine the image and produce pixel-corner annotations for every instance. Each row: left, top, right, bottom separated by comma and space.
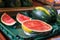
0, 22, 59, 40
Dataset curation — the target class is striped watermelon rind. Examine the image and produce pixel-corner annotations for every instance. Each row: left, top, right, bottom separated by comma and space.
56, 14, 60, 25
31, 6, 57, 24
44, 6, 57, 23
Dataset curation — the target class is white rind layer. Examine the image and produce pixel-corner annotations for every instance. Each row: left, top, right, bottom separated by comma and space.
1, 19, 16, 26
24, 31, 37, 37
16, 13, 52, 32
22, 20, 52, 32
16, 13, 31, 23
1, 13, 16, 26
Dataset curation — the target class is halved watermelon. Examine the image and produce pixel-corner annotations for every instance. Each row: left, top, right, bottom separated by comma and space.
1, 13, 16, 26
16, 13, 31, 23
22, 20, 52, 36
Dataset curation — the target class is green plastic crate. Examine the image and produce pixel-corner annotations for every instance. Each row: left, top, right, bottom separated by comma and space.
0, 11, 59, 40
0, 22, 59, 40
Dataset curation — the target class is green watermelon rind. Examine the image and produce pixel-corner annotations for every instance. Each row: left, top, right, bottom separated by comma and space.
31, 6, 57, 24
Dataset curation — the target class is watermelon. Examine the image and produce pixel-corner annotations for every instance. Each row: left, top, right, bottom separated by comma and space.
22, 20, 52, 36
31, 6, 57, 24
44, 6, 57, 23
20, 0, 33, 7
1, 13, 16, 26
56, 14, 60, 26
16, 13, 52, 36
16, 13, 31, 23
0, 0, 4, 8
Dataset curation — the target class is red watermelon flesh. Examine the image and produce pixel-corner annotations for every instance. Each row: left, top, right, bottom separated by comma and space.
16, 13, 31, 23
1, 13, 16, 26
23, 20, 52, 32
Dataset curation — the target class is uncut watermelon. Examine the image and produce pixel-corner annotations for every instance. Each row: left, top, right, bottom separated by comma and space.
57, 14, 60, 26
31, 6, 57, 24
1, 13, 16, 26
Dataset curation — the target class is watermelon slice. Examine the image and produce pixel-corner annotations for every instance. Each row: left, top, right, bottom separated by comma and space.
1, 13, 16, 26
16, 13, 31, 23
22, 20, 52, 35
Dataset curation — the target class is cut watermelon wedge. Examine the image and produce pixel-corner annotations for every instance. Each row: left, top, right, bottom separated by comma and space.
16, 13, 31, 23
22, 20, 52, 33
22, 20, 52, 36
1, 13, 16, 26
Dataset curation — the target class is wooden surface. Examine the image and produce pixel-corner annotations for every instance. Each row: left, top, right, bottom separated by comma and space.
47, 35, 60, 40
0, 0, 42, 12
0, 32, 6, 40
0, 31, 7, 40
0, 7, 34, 12
0, 30, 10, 40
0, 6, 59, 12
0, 0, 59, 12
